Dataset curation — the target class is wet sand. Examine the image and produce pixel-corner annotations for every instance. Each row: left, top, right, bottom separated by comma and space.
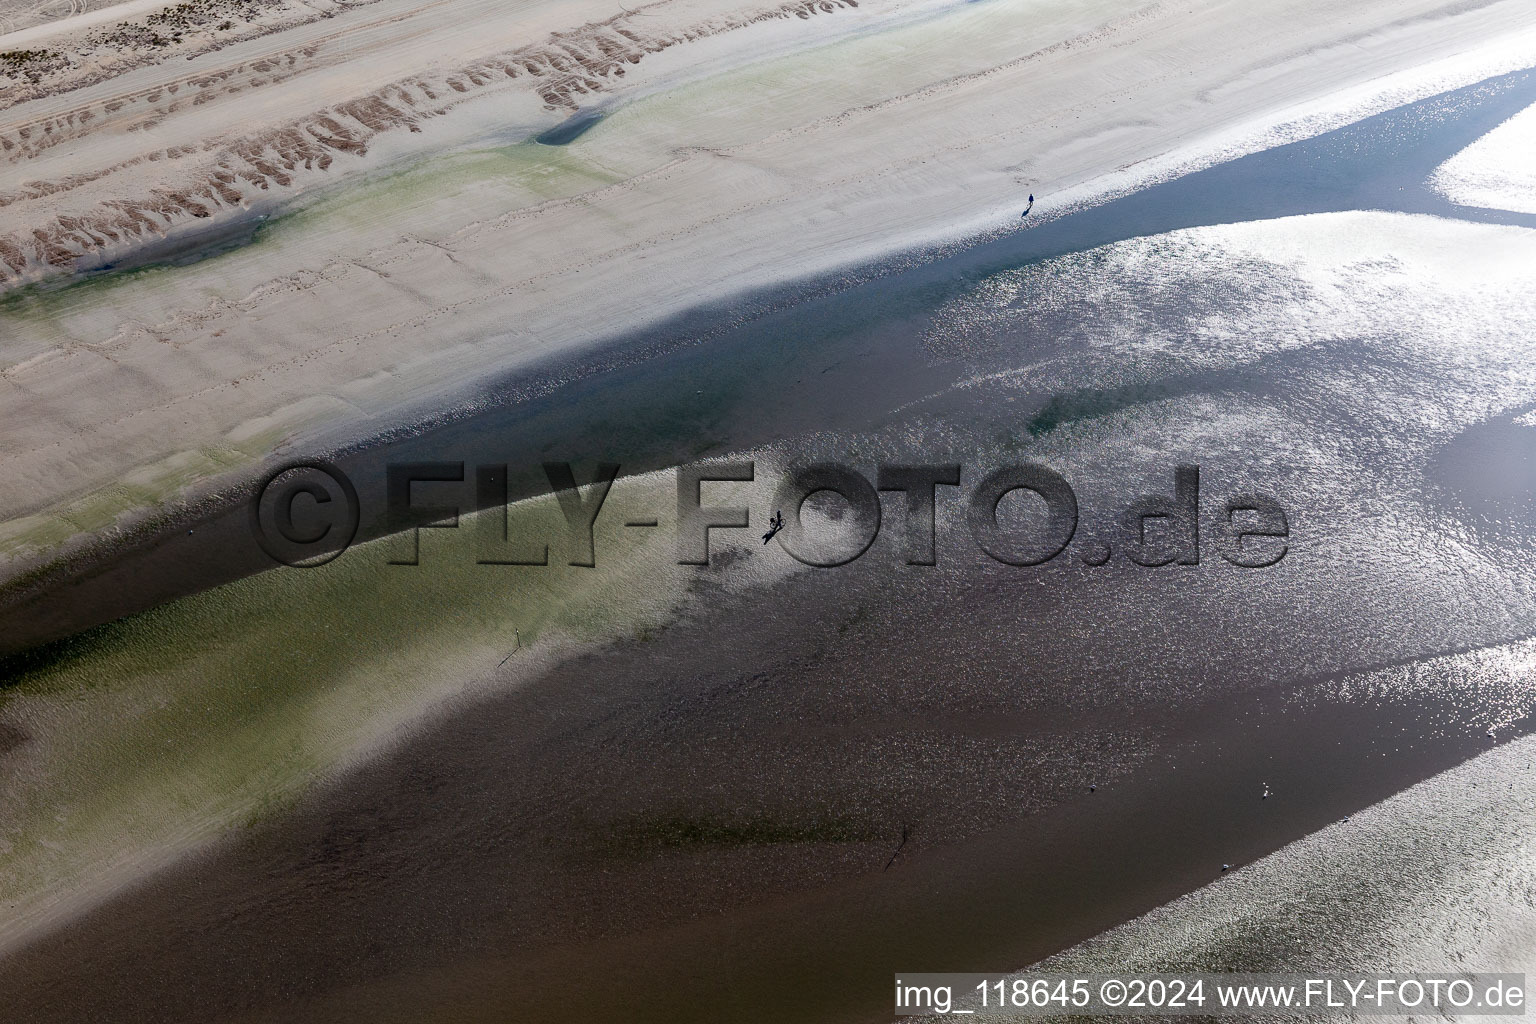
0, 543, 1530, 1022
7, 63, 1536, 656
4, 0, 1532, 592
4, 55, 1536, 1024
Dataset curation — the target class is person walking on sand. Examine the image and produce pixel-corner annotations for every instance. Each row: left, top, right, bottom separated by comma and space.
1021, 193, 1035, 218
762, 510, 785, 544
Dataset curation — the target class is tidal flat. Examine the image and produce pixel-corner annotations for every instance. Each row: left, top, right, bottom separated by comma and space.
4, 1, 1536, 1020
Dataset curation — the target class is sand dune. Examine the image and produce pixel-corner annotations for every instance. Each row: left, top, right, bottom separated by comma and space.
0, 0, 867, 276
0, 0, 139, 38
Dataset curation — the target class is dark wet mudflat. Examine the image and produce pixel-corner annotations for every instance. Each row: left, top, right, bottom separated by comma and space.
1, 544, 1530, 1023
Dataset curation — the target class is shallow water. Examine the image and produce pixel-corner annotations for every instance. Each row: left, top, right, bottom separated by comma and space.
3, 63, 1536, 1024
8, 66, 1536, 651
535, 108, 608, 146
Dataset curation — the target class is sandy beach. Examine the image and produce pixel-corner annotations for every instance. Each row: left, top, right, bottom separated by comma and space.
5, 1, 1536, 1019
4, 0, 1535, 584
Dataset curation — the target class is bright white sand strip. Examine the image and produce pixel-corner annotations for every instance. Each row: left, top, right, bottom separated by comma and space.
1430, 101, 1536, 215
2, 0, 1535, 576
0, 0, 250, 46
